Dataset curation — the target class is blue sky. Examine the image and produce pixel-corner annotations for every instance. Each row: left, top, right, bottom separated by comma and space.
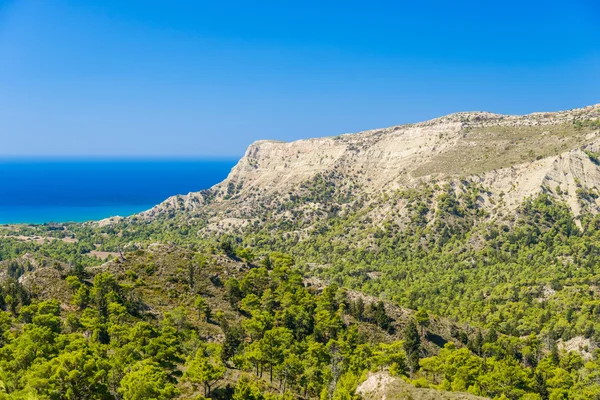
0, 0, 598, 157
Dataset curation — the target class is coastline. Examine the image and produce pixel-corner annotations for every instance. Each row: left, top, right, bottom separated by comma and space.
0, 204, 154, 225
0, 158, 237, 224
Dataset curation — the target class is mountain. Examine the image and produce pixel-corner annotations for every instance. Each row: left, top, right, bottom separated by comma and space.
140, 104, 600, 232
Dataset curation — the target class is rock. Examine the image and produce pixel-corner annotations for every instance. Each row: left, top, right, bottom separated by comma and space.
356, 372, 489, 399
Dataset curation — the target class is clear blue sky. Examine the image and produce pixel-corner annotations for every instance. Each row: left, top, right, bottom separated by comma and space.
0, 0, 598, 157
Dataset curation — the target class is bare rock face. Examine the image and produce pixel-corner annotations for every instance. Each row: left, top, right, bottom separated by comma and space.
139, 104, 600, 232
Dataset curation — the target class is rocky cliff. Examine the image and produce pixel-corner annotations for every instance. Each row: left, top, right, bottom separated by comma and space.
137, 104, 600, 234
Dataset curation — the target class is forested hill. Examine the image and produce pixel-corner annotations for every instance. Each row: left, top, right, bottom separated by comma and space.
1, 104, 600, 399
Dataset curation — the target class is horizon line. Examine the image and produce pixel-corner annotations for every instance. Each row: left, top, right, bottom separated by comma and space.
0, 154, 243, 161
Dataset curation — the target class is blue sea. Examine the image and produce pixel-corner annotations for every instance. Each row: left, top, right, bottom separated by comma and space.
0, 158, 237, 224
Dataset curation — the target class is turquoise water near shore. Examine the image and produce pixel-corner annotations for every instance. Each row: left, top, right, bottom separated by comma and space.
0, 204, 157, 224
0, 158, 237, 224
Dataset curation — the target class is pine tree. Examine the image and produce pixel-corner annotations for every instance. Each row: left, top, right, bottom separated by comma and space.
470, 329, 484, 356
183, 344, 226, 397
352, 297, 365, 320
533, 370, 549, 400
374, 301, 392, 332
484, 327, 498, 344
403, 319, 421, 374
550, 341, 560, 365
194, 295, 211, 322
414, 308, 430, 336
221, 320, 244, 364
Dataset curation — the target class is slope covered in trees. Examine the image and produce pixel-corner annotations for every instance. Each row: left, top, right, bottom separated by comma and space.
4, 194, 600, 399
0, 245, 486, 399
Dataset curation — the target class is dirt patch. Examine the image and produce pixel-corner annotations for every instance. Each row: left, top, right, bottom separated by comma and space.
558, 336, 596, 361
0, 235, 77, 245
89, 251, 119, 260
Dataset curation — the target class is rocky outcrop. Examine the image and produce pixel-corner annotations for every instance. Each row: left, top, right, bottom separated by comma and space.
356, 372, 488, 400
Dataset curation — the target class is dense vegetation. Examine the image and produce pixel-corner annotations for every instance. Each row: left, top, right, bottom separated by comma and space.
4, 176, 600, 398
0, 247, 449, 399
4, 240, 600, 400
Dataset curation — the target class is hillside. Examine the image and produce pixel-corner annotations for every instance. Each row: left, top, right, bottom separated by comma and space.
0, 239, 492, 399
2, 104, 600, 399
140, 104, 600, 229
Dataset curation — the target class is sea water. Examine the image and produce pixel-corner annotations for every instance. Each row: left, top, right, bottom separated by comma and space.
0, 158, 237, 224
